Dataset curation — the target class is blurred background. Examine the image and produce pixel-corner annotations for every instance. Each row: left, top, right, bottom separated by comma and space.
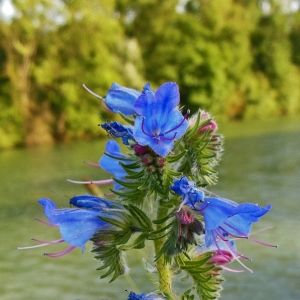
1, 0, 300, 148
0, 0, 300, 299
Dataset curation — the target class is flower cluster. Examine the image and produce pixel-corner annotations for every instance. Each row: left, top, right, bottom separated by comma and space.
20, 81, 275, 300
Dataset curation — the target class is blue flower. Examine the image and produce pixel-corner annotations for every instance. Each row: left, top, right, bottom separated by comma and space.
99, 140, 132, 190
171, 177, 271, 248
127, 291, 166, 300
170, 176, 204, 208
105, 83, 152, 116
133, 82, 189, 157
22, 197, 115, 257
100, 121, 134, 145
198, 197, 271, 248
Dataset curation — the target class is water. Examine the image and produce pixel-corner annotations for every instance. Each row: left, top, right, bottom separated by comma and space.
0, 117, 299, 300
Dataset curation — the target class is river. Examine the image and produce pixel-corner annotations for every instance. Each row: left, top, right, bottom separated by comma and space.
0, 116, 299, 300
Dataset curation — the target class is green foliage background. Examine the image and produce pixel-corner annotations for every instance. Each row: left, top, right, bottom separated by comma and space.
0, 0, 300, 149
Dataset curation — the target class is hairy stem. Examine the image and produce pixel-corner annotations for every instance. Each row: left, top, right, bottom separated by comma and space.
154, 205, 172, 296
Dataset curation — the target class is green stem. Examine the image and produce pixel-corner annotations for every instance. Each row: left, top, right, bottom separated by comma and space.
154, 205, 172, 296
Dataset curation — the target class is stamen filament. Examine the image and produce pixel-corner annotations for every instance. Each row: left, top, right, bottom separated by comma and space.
212, 231, 227, 257
141, 118, 154, 137
67, 178, 114, 185
83, 161, 102, 168
35, 219, 58, 227
164, 110, 190, 135
32, 238, 64, 245
162, 132, 177, 140
82, 84, 112, 112
251, 226, 274, 235
219, 223, 248, 239
82, 84, 103, 100
223, 223, 278, 249
247, 236, 278, 248
222, 223, 248, 238
177, 194, 189, 212
221, 266, 244, 273
17, 239, 65, 250
44, 245, 77, 258
222, 241, 254, 273
215, 228, 251, 261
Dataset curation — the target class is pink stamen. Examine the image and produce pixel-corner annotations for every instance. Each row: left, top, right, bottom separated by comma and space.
215, 231, 229, 242
104, 192, 114, 196
219, 223, 248, 239
44, 245, 77, 258
223, 241, 254, 273
17, 239, 64, 250
31, 238, 64, 245
223, 239, 250, 261
67, 178, 114, 185
221, 223, 248, 238
213, 227, 250, 261
247, 236, 278, 248
232, 254, 254, 273
223, 222, 277, 247
212, 231, 224, 254
221, 266, 244, 273
216, 228, 250, 260
251, 226, 274, 235
83, 161, 102, 168
35, 219, 58, 227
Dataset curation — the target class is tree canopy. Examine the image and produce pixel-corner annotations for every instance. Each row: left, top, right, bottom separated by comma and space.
0, 0, 299, 148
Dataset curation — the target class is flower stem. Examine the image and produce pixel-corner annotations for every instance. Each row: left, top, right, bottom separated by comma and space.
154, 205, 172, 296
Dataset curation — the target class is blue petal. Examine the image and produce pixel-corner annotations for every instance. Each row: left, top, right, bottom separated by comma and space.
38, 198, 108, 251
222, 203, 271, 236
103, 139, 126, 157
134, 82, 179, 117
100, 121, 134, 145
99, 140, 128, 190
170, 177, 204, 206
127, 292, 166, 300
134, 116, 178, 157
104, 82, 140, 115
70, 194, 124, 210
186, 188, 205, 206
199, 197, 235, 231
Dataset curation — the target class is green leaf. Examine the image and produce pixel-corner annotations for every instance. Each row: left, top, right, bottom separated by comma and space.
120, 161, 141, 169
117, 233, 148, 251
98, 216, 128, 230
113, 177, 142, 188
125, 204, 153, 231
103, 151, 133, 161
167, 149, 187, 163
177, 252, 224, 300
125, 170, 145, 179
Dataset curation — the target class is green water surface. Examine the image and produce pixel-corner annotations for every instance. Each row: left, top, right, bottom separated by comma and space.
0, 117, 299, 300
